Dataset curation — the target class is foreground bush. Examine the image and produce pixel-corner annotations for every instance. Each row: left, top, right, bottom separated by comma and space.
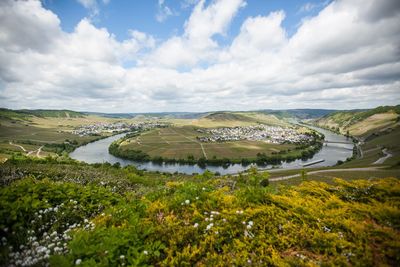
0, 169, 399, 266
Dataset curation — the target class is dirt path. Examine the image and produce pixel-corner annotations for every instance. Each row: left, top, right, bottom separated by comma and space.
9, 142, 26, 152
169, 128, 208, 159
200, 143, 208, 159
36, 146, 44, 158
373, 148, 392, 165
269, 167, 385, 181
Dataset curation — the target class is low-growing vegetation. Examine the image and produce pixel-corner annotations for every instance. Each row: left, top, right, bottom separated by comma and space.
0, 157, 399, 266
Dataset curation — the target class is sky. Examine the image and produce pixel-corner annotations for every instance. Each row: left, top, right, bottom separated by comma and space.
0, 0, 399, 113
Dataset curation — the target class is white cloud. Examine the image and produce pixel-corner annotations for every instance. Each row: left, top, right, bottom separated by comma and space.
76, 0, 99, 17
148, 0, 246, 68
156, 0, 177, 23
0, 0, 399, 112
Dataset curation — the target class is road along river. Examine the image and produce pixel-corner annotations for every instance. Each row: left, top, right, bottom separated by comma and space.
70, 126, 354, 175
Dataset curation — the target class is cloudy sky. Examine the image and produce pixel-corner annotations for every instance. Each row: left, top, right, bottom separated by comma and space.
0, 0, 399, 112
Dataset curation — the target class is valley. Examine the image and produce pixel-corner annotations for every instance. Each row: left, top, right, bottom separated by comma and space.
0, 105, 399, 266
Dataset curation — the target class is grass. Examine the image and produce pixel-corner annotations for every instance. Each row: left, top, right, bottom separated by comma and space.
0, 157, 399, 266
349, 112, 398, 136
120, 126, 298, 160
0, 116, 115, 160
270, 168, 400, 186
314, 105, 400, 136
340, 126, 400, 168
169, 112, 289, 128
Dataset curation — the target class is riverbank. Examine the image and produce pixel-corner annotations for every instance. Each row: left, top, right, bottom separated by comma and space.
69, 124, 354, 175
107, 125, 324, 167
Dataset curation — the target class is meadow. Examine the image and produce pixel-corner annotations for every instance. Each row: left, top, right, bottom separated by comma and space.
0, 114, 118, 162
0, 157, 399, 266
118, 126, 301, 161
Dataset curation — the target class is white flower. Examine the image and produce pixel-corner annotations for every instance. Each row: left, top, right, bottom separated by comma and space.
143, 250, 148, 255
194, 223, 199, 228
120, 255, 125, 259
248, 221, 253, 226
195, 197, 199, 200
185, 199, 190, 205
247, 225, 252, 229
202, 187, 206, 191
75, 259, 82, 265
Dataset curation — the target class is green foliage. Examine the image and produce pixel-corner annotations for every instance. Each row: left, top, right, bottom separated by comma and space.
301, 169, 307, 181
0, 160, 399, 266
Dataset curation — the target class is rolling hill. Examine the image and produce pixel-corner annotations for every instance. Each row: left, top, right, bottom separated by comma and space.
187, 111, 289, 128
0, 108, 85, 121
314, 105, 400, 137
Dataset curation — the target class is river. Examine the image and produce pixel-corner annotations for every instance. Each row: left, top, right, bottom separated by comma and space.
69, 126, 354, 175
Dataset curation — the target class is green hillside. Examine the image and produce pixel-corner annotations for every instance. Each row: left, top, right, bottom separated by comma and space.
0, 157, 399, 266
204, 112, 258, 122
314, 105, 400, 136
0, 108, 85, 121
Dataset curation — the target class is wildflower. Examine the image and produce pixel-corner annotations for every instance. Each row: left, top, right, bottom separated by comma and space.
185, 199, 190, 205
75, 259, 82, 265
202, 187, 206, 191
322, 226, 331, 232
195, 197, 199, 200
248, 221, 253, 226
246, 225, 252, 229
120, 255, 125, 259
143, 250, 148, 255
194, 223, 199, 228
215, 231, 219, 235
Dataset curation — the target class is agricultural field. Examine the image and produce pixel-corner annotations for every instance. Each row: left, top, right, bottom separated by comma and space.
119, 126, 298, 160
0, 110, 123, 161
170, 112, 289, 128
313, 105, 400, 136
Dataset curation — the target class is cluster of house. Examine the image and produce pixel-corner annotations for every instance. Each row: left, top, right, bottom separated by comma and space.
72, 122, 168, 136
196, 125, 313, 144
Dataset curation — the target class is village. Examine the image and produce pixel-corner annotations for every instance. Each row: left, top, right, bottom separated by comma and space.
196, 125, 314, 144
72, 121, 168, 136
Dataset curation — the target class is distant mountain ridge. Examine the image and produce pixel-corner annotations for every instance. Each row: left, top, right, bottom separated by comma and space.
0, 108, 84, 120
1, 106, 398, 124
